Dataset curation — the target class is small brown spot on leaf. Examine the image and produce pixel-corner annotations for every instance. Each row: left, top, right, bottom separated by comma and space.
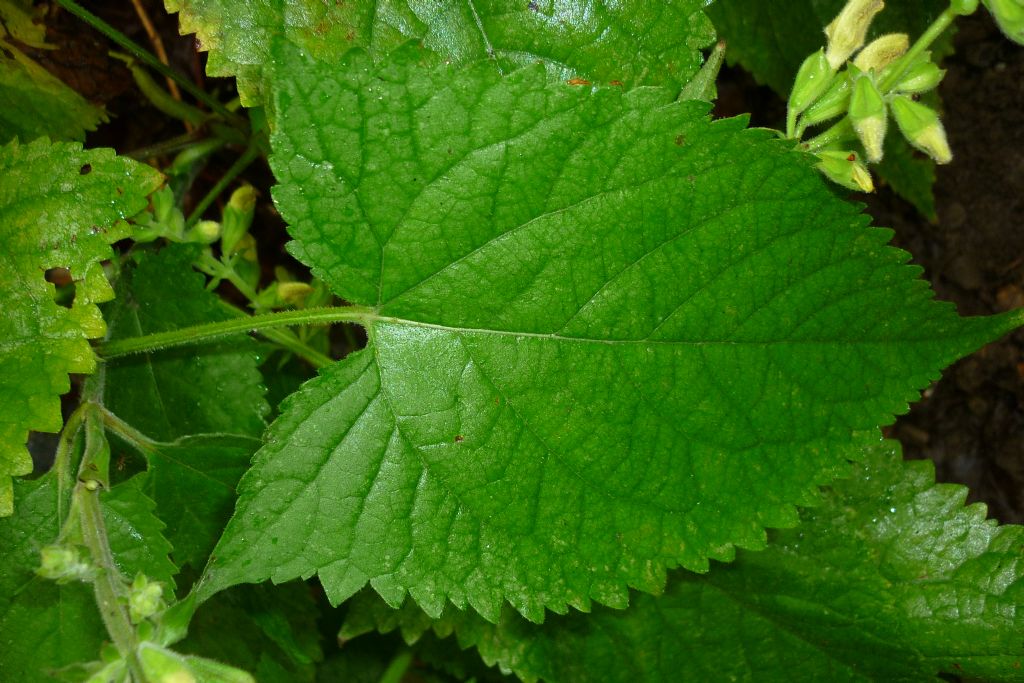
566, 77, 591, 86
674, 134, 686, 146
609, 80, 623, 87
79, 163, 92, 175
454, 435, 465, 443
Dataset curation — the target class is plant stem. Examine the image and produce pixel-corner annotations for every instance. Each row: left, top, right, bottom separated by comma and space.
96, 306, 374, 359
377, 648, 413, 683
126, 131, 206, 161
878, 7, 957, 92
804, 118, 855, 152
185, 141, 262, 227
55, 0, 246, 129
76, 482, 144, 679
52, 403, 91, 523
216, 300, 334, 368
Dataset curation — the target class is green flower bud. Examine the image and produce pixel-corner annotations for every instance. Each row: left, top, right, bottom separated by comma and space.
277, 281, 314, 307
790, 49, 836, 116
983, 0, 1024, 44
138, 643, 196, 683
890, 95, 952, 163
891, 59, 945, 94
129, 574, 166, 623
221, 184, 257, 255
184, 656, 256, 683
852, 33, 909, 72
187, 220, 221, 245
951, 0, 980, 15
37, 544, 93, 583
816, 150, 875, 192
848, 75, 888, 162
825, 0, 886, 69
799, 72, 853, 131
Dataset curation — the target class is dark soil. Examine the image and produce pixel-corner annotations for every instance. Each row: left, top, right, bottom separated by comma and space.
878, 12, 1024, 525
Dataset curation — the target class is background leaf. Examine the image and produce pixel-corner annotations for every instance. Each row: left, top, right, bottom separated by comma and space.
164, 0, 715, 106
201, 46, 1022, 622
343, 441, 1024, 682
0, 138, 161, 516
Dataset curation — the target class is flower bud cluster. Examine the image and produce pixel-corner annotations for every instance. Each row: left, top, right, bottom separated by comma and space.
785, 0, 958, 191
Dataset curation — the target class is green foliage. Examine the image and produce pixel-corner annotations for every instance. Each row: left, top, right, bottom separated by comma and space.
1, 1, 1023, 681
164, 0, 715, 105
0, 138, 160, 515
342, 441, 1024, 682
200, 41, 1019, 624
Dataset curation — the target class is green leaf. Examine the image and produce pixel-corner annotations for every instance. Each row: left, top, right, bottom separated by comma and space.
0, 474, 177, 679
104, 245, 269, 442
130, 435, 259, 571
0, 39, 107, 143
165, 0, 715, 105
705, 0, 952, 219
0, 138, 161, 516
0, 0, 47, 47
343, 441, 1024, 682
0, 476, 100, 680
202, 46, 1021, 621
177, 582, 322, 682
103, 475, 178, 588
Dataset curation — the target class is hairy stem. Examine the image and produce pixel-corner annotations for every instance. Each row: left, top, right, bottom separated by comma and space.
878, 7, 958, 92
216, 300, 334, 368
96, 306, 374, 359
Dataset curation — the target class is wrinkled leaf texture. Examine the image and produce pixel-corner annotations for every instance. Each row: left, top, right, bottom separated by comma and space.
200, 44, 1021, 623
343, 441, 1024, 682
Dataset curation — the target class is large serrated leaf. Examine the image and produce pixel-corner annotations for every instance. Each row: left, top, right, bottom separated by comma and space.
165, 0, 715, 105
0, 138, 161, 516
343, 441, 1024, 682
200, 47, 1022, 622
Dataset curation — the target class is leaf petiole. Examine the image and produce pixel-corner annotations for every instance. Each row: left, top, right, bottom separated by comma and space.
95, 305, 374, 359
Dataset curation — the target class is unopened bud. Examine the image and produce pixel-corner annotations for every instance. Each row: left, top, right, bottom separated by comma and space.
37, 545, 93, 583
825, 0, 885, 69
221, 184, 257, 255
790, 49, 836, 116
277, 281, 314, 306
138, 644, 196, 683
189, 220, 221, 245
184, 656, 256, 683
799, 71, 853, 130
951, 0, 980, 15
853, 33, 909, 72
129, 574, 166, 623
849, 75, 887, 162
983, 0, 1024, 44
890, 95, 952, 163
891, 59, 945, 94
816, 150, 875, 192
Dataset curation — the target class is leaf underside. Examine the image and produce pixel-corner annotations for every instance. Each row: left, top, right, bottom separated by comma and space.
343, 441, 1024, 683
202, 45, 1020, 622
0, 139, 161, 516
164, 0, 715, 106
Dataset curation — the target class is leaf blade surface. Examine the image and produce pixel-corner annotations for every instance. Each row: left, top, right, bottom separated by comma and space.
203, 47, 1022, 621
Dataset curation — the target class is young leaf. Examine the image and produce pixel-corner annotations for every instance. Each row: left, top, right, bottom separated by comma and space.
103, 245, 268, 442
343, 441, 1024, 683
0, 39, 107, 144
103, 475, 178, 588
201, 46, 1022, 622
0, 139, 161, 516
165, 0, 715, 105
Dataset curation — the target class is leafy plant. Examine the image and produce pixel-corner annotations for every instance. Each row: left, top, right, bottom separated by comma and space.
1, 0, 1022, 681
